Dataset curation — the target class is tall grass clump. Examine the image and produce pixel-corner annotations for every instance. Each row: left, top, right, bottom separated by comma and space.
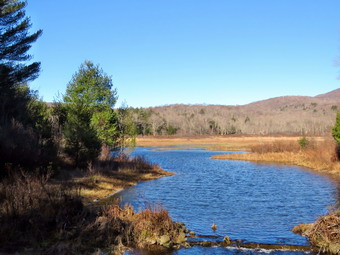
90, 152, 161, 175
293, 211, 340, 254
250, 140, 300, 154
97, 203, 187, 248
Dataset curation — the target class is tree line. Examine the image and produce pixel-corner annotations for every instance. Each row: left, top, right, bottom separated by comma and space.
126, 102, 339, 136
0, 0, 136, 174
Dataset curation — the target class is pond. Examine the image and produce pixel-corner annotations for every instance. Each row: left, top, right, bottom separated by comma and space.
118, 147, 339, 254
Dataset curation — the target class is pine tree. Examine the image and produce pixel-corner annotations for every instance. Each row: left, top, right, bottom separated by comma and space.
0, 0, 42, 122
332, 112, 340, 145
0, 0, 48, 171
63, 61, 118, 166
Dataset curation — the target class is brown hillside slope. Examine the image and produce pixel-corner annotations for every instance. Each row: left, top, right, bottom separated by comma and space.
315, 88, 340, 99
138, 88, 340, 135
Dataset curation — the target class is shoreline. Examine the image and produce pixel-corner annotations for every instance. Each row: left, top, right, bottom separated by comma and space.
137, 135, 340, 179
211, 151, 340, 179
70, 167, 175, 206
137, 135, 325, 151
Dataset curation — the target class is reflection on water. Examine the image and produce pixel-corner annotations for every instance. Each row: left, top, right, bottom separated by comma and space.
118, 147, 338, 254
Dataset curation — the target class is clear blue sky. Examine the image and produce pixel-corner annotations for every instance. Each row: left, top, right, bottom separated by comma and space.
26, 0, 339, 107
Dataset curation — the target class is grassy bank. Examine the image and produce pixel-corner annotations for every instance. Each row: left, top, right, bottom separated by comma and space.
211, 138, 340, 177
0, 155, 180, 254
64, 155, 174, 205
292, 211, 340, 254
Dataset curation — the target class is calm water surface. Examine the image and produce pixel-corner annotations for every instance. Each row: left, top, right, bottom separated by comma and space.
120, 147, 338, 254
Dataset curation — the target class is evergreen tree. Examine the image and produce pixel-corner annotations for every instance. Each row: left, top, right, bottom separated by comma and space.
0, 0, 42, 123
63, 61, 118, 166
0, 0, 51, 172
332, 112, 340, 145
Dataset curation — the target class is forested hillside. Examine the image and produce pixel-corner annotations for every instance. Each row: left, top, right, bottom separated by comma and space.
130, 89, 340, 136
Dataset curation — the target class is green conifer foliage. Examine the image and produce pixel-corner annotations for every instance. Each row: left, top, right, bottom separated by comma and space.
332, 112, 340, 145
63, 61, 118, 166
0, 1, 55, 171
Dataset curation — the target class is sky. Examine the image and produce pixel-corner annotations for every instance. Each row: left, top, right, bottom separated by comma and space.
26, 0, 340, 107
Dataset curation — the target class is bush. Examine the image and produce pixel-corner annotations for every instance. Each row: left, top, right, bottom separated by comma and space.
0, 170, 84, 251
298, 136, 309, 149
332, 112, 340, 146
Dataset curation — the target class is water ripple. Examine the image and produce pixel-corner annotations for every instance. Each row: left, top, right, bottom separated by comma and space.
117, 147, 338, 253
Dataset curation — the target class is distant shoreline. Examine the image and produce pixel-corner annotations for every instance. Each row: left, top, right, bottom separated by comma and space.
137, 135, 325, 151
137, 135, 340, 178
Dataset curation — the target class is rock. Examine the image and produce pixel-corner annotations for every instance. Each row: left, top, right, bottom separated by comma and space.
173, 244, 181, 249
159, 235, 170, 246
175, 232, 186, 244
189, 231, 195, 237
177, 222, 189, 233
223, 235, 231, 245
145, 238, 157, 245
183, 242, 192, 248
163, 241, 173, 248
201, 241, 214, 247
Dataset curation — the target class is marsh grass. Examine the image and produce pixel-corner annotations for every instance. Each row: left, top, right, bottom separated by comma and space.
212, 137, 340, 176
292, 211, 340, 254
137, 135, 324, 150
73, 154, 173, 204
100, 203, 182, 247
250, 140, 301, 153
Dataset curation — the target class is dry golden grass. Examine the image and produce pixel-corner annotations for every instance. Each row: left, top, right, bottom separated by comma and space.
68, 155, 174, 205
137, 135, 325, 151
292, 211, 340, 254
212, 139, 340, 177
75, 169, 173, 205
0, 156, 176, 253
89, 203, 187, 249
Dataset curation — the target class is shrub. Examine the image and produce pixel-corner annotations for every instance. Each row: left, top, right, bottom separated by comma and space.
298, 136, 309, 149
0, 170, 84, 251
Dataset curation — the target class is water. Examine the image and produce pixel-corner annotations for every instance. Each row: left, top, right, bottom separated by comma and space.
119, 147, 338, 254
128, 246, 312, 255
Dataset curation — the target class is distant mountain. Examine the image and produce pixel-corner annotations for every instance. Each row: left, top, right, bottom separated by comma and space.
243, 96, 313, 112
242, 89, 340, 111
133, 89, 340, 136
315, 88, 340, 99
